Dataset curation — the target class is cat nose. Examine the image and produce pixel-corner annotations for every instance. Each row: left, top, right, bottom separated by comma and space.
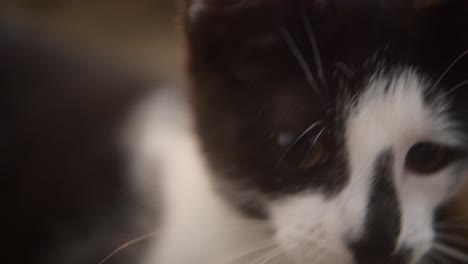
348, 151, 403, 263
347, 191, 403, 263
348, 202, 401, 262
349, 232, 400, 264
349, 245, 412, 264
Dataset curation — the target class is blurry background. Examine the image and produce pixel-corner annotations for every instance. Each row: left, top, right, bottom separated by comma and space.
0, 1, 180, 264
1, 1, 468, 264
0, 0, 182, 78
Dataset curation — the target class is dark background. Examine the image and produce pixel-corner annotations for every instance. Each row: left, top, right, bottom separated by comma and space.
0, 1, 178, 264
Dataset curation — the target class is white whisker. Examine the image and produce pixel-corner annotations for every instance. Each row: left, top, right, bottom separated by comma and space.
259, 249, 287, 264
302, 14, 327, 88
432, 49, 468, 89
435, 232, 468, 248
301, 127, 327, 166
445, 79, 468, 96
432, 241, 468, 262
278, 25, 321, 94
220, 239, 277, 264
428, 251, 451, 264
97, 231, 160, 264
276, 120, 324, 166
248, 247, 283, 264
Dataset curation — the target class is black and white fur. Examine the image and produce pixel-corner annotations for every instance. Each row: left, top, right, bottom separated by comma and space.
134, 0, 468, 263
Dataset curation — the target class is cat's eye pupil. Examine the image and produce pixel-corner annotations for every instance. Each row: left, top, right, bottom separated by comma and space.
405, 142, 452, 175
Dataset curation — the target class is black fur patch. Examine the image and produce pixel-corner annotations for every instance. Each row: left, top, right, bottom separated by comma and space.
350, 150, 404, 263
184, 0, 468, 203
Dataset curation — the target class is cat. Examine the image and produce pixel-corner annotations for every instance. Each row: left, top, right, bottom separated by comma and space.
3, 1, 468, 264
137, 0, 468, 264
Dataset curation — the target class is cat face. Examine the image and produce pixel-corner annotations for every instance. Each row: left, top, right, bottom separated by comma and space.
183, 0, 468, 263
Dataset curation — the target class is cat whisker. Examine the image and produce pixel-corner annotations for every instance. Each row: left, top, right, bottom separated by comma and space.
432, 48, 468, 90
278, 24, 321, 94
97, 231, 160, 264
445, 78, 468, 96
276, 120, 324, 166
248, 246, 284, 264
220, 239, 277, 264
263, 250, 289, 264
257, 249, 287, 264
250, 241, 300, 264
312, 127, 327, 144
435, 232, 468, 248
301, 127, 327, 166
426, 250, 451, 264
432, 241, 468, 263
302, 12, 327, 89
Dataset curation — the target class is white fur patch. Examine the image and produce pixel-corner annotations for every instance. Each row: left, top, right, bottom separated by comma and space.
270, 195, 356, 264
134, 88, 278, 264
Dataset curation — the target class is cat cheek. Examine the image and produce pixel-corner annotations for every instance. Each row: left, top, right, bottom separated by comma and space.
269, 195, 357, 263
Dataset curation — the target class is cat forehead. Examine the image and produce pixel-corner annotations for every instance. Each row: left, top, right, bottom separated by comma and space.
347, 69, 459, 161
185, 0, 468, 77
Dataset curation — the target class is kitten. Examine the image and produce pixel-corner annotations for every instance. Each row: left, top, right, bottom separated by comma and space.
138, 0, 468, 263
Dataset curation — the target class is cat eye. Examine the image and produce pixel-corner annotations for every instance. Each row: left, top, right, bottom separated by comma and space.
405, 142, 458, 175
277, 131, 328, 170
300, 141, 326, 169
